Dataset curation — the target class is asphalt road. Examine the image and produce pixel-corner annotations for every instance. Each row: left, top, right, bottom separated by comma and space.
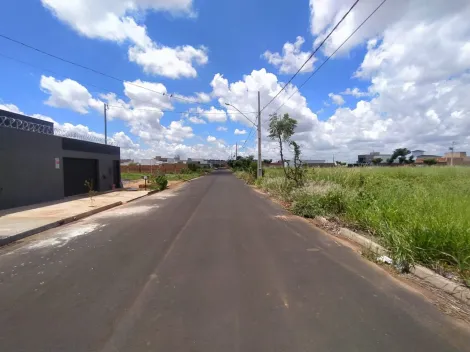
0, 170, 468, 351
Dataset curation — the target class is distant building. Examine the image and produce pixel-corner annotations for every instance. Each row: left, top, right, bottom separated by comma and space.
443, 151, 470, 166
302, 159, 325, 165
186, 158, 205, 165
411, 150, 425, 158
415, 154, 441, 162
357, 152, 392, 164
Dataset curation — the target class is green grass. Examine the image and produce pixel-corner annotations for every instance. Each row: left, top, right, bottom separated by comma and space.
165, 173, 202, 181
249, 166, 470, 283
121, 172, 203, 182
121, 172, 149, 180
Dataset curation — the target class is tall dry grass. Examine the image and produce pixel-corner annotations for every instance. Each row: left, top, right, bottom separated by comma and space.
260, 166, 470, 282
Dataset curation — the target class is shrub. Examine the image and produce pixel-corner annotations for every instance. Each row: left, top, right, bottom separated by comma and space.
262, 166, 470, 283
319, 189, 348, 215
235, 171, 255, 185
291, 193, 323, 218
187, 163, 200, 172
258, 177, 295, 201
154, 175, 168, 190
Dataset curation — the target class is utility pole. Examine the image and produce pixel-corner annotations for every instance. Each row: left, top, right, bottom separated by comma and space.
450, 141, 456, 166
103, 103, 108, 145
235, 142, 238, 159
257, 91, 262, 178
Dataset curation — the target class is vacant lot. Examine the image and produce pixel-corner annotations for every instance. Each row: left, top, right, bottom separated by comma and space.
121, 172, 203, 184
253, 167, 470, 283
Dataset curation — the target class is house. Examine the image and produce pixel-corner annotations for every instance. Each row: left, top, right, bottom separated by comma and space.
415, 154, 442, 163
0, 109, 121, 210
443, 151, 470, 166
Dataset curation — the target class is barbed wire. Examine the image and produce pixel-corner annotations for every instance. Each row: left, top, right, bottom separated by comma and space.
0, 116, 118, 146
0, 115, 53, 133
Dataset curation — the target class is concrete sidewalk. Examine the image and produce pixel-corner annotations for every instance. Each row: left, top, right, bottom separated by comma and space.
0, 190, 150, 246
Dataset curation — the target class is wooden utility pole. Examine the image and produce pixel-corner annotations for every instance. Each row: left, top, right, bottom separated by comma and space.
257, 91, 262, 178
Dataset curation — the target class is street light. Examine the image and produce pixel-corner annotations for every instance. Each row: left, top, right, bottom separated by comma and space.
224, 95, 263, 179
224, 103, 257, 127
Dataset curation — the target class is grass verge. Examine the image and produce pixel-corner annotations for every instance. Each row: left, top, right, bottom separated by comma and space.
236, 167, 470, 285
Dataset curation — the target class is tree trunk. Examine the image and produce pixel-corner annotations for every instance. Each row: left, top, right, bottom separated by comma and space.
278, 136, 287, 178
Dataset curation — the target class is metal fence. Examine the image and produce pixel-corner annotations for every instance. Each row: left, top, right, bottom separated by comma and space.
0, 115, 118, 146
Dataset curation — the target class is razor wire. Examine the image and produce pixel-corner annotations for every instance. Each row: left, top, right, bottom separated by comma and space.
0, 115, 54, 134
0, 116, 118, 147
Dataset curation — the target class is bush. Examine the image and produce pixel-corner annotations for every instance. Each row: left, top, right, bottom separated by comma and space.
187, 163, 200, 172
262, 166, 470, 283
258, 177, 295, 201
291, 193, 323, 218
235, 171, 255, 185
154, 175, 168, 190
319, 189, 348, 215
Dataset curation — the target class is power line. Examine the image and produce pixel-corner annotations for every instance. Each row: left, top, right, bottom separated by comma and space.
0, 33, 215, 107
241, 126, 256, 150
275, 0, 387, 113
106, 104, 256, 115
0, 51, 126, 100
0, 51, 257, 116
260, 0, 360, 113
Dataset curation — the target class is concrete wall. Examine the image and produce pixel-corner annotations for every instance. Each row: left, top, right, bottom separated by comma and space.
0, 128, 64, 209
0, 128, 120, 210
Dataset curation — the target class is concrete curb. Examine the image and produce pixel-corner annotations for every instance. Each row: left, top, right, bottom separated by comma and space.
0, 176, 204, 247
316, 216, 470, 305
126, 191, 158, 202
0, 202, 123, 247
186, 175, 204, 182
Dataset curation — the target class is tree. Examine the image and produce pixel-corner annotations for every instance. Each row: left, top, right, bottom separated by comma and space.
371, 158, 383, 165
268, 113, 297, 179
288, 141, 305, 186
263, 159, 272, 165
423, 158, 437, 166
228, 155, 256, 174
268, 113, 305, 186
388, 148, 413, 164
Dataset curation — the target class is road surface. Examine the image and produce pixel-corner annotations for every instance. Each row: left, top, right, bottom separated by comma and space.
0, 170, 468, 351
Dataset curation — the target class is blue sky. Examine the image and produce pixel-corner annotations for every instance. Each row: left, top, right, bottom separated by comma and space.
0, 0, 468, 161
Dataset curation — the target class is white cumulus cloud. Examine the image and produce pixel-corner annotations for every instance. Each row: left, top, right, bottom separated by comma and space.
0, 103, 23, 114
41, 0, 193, 46
341, 87, 371, 98
328, 93, 345, 106
40, 76, 102, 114
42, 0, 207, 79
195, 106, 227, 123
234, 129, 246, 135
164, 120, 194, 142
263, 36, 315, 74
188, 116, 206, 124
128, 44, 208, 79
